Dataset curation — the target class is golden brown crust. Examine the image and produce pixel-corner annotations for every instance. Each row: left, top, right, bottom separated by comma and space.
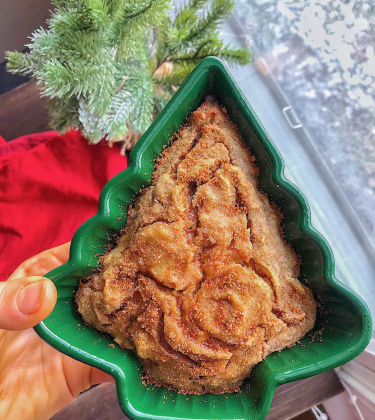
75, 96, 316, 394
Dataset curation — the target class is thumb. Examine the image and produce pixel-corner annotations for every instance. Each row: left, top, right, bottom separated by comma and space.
0, 276, 57, 331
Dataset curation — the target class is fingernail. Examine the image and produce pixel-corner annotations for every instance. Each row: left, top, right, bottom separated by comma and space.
16, 281, 45, 314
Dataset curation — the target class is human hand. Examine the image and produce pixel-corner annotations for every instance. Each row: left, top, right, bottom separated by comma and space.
0, 243, 113, 420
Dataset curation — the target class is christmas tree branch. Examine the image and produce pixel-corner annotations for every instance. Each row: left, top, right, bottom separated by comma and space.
6, 0, 250, 150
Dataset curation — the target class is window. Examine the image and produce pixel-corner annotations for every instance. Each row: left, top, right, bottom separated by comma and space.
223, 0, 375, 326
224, 2, 375, 417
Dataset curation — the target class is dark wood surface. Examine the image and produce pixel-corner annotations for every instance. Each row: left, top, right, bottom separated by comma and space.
1, 81, 344, 419
267, 370, 342, 419
51, 371, 343, 420
0, 80, 50, 141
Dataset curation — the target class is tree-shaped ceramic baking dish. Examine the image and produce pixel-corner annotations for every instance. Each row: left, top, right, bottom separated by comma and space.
35, 57, 372, 420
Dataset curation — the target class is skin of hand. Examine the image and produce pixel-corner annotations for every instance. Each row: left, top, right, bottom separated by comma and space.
0, 243, 114, 420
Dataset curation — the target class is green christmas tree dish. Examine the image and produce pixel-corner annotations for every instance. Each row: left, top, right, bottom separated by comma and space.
34, 57, 372, 420
6, 0, 249, 151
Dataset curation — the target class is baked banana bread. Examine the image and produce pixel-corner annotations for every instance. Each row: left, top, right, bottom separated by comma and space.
75, 96, 316, 394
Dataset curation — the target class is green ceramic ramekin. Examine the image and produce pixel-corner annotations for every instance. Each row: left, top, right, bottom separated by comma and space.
35, 57, 372, 420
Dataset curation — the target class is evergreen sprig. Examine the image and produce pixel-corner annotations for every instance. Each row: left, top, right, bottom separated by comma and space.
6, 0, 250, 150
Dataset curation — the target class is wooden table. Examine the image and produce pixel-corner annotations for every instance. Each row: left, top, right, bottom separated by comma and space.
0, 81, 50, 141
0, 81, 344, 419
51, 371, 343, 420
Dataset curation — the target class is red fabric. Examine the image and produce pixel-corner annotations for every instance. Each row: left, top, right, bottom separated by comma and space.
0, 130, 127, 281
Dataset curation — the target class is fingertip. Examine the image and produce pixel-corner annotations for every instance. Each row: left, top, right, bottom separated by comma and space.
0, 276, 57, 331
41, 276, 57, 306
32, 276, 57, 320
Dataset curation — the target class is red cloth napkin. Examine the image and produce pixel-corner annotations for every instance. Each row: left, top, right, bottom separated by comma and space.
0, 130, 127, 281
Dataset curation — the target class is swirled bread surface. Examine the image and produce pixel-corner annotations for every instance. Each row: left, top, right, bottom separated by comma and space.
75, 97, 316, 394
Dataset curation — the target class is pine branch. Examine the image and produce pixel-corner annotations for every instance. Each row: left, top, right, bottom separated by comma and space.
114, 0, 171, 60
97, 88, 133, 141
172, 43, 250, 66
154, 18, 170, 67
173, 1, 200, 32
6, 51, 36, 76
123, 0, 159, 19
83, 0, 110, 27
178, 0, 233, 48
159, 62, 196, 86
6, 0, 251, 150
78, 100, 108, 143
152, 87, 170, 116
157, 0, 250, 85
96, 73, 154, 141
47, 7, 88, 35
47, 96, 80, 132
52, 0, 81, 6
26, 27, 59, 60
35, 58, 73, 98
35, 50, 117, 101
